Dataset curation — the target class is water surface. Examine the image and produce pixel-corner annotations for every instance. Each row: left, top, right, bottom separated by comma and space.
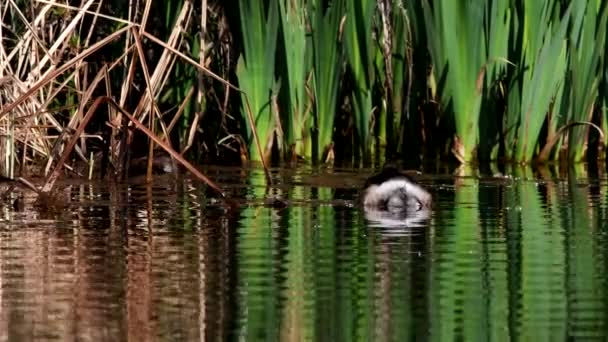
0, 167, 606, 341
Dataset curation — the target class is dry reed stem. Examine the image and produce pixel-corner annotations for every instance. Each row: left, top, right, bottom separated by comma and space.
34, 0, 134, 26
30, 0, 96, 79
2, 25, 130, 163
2, 1, 270, 184
0, 25, 132, 119
139, 32, 271, 183
130, 28, 165, 181
0, 75, 51, 157
83, 0, 104, 47
7, 0, 53, 61
141, 31, 237, 91
130, 4, 192, 125
182, 110, 201, 155
1, 3, 53, 71
1, 21, 130, 178
538, 121, 605, 161
167, 87, 195, 135
121, 106, 225, 196
41, 96, 225, 196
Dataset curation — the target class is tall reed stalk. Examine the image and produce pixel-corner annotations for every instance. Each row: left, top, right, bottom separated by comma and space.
310, 0, 343, 162
236, 0, 280, 162
279, 0, 311, 158
506, 2, 570, 162
344, 0, 375, 160
383, 2, 410, 154
423, 1, 486, 163
565, 2, 608, 161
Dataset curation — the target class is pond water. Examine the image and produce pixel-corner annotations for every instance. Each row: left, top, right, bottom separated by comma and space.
0, 166, 607, 341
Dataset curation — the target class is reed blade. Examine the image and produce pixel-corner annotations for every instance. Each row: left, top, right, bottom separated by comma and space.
279, 0, 311, 158
310, 0, 344, 161
566, 2, 608, 161
506, 1, 571, 162
344, 0, 375, 159
423, 1, 487, 163
236, 0, 280, 162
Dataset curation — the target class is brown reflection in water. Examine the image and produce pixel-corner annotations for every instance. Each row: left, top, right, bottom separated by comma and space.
72, 183, 127, 341
124, 181, 151, 342
121, 178, 237, 341
0, 185, 129, 341
370, 228, 430, 342
0, 177, 241, 340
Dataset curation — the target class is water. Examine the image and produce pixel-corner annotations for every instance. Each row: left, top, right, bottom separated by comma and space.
0, 166, 607, 341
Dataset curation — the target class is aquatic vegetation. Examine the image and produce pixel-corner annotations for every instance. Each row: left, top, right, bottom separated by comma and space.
309, 0, 344, 162
507, 1, 571, 162
343, 0, 375, 160
564, 2, 608, 161
422, 0, 486, 163
3, 0, 608, 182
235, 0, 280, 163
279, 0, 311, 159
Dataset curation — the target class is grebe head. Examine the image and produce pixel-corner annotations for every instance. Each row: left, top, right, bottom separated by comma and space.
362, 164, 432, 211
129, 152, 177, 176
364, 164, 402, 188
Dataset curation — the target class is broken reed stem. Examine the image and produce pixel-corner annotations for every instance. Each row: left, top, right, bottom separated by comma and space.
40, 96, 226, 197
131, 28, 162, 182
242, 97, 272, 185
2, 18, 271, 187
0, 25, 132, 120
141, 30, 271, 184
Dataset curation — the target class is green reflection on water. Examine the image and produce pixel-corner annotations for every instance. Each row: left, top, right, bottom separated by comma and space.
430, 176, 485, 341
233, 168, 608, 341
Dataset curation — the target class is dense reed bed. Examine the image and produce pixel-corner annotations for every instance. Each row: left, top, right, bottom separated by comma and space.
1, 0, 607, 180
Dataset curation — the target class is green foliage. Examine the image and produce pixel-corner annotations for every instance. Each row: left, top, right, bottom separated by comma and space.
163, 0, 608, 164
236, 0, 280, 162
423, 1, 486, 163
343, 0, 375, 159
6, 0, 608, 166
565, 2, 608, 161
510, 2, 570, 162
386, 3, 410, 152
422, 0, 516, 163
309, 0, 344, 161
278, 0, 311, 158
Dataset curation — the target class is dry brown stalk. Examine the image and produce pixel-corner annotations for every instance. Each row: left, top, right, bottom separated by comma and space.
130, 29, 165, 181
139, 31, 271, 183
167, 87, 195, 135
29, 0, 96, 79
1, 3, 53, 72
129, 4, 192, 126
34, 0, 133, 26
1, 0, 270, 186
0, 21, 131, 178
6, 0, 54, 62
0, 25, 132, 120
41, 96, 225, 197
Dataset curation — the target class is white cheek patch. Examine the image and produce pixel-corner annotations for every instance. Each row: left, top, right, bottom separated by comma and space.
363, 185, 381, 207
162, 163, 174, 173
363, 179, 431, 209
401, 181, 432, 206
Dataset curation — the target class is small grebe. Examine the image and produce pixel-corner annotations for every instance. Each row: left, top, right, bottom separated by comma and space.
128, 152, 176, 176
362, 165, 431, 211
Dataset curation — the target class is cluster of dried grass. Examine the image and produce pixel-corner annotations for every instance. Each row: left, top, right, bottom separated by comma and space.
0, 0, 245, 195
